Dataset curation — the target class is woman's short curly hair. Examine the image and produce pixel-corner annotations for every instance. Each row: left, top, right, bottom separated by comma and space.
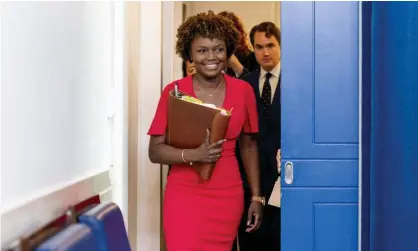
176, 10, 241, 61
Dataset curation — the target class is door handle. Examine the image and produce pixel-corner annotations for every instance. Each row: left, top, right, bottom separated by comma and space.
284, 161, 294, 184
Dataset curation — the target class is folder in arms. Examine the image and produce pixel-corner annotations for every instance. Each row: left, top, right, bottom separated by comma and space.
167, 86, 231, 181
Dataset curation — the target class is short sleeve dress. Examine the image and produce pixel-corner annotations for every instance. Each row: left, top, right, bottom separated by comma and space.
148, 74, 258, 251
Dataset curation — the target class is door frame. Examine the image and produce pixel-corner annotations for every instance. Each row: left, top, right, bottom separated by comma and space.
358, 2, 363, 251
126, 1, 164, 250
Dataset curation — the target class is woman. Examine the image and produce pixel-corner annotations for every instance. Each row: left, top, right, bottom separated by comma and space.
217, 11, 259, 77
148, 11, 263, 251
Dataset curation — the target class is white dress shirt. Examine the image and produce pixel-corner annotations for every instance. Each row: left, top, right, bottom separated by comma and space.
258, 62, 281, 103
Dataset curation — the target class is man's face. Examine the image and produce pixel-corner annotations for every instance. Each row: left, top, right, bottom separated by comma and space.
253, 31, 281, 72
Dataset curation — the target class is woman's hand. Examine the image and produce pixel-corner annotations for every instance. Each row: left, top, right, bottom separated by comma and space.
246, 201, 263, 232
191, 129, 226, 163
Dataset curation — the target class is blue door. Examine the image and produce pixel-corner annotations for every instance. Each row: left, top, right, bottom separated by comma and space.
281, 2, 359, 251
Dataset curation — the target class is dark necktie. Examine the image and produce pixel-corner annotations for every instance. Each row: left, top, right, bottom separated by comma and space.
261, 72, 272, 119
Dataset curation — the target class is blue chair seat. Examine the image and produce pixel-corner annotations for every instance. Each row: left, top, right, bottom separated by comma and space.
36, 223, 100, 251
78, 202, 130, 251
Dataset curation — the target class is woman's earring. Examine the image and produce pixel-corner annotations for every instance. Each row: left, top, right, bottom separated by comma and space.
189, 58, 193, 63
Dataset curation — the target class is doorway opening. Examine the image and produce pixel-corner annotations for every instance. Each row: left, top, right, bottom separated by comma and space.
159, 2, 361, 251
161, 1, 282, 251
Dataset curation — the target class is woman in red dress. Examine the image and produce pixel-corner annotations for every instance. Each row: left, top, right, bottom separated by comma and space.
148, 11, 264, 251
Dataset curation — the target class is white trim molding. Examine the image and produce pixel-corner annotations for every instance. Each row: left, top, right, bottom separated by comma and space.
125, 1, 140, 250
110, 0, 129, 228
1, 170, 111, 249
136, 2, 163, 251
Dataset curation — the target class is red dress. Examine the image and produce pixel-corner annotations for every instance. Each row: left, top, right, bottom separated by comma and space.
148, 74, 259, 251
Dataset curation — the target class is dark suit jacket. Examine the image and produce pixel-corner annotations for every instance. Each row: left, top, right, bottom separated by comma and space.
237, 69, 281, 201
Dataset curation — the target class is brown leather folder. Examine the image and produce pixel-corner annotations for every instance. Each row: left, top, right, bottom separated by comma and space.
167, 89, 231, 181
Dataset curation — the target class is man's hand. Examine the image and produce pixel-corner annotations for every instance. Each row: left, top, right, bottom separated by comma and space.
276, 149, 281, 175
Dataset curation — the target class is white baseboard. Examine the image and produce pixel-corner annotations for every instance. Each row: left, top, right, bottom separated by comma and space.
0, 169, 111, 249
100, 186, 113, 203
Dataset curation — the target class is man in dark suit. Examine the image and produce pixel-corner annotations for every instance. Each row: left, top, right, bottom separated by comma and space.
233, 21, 282, 251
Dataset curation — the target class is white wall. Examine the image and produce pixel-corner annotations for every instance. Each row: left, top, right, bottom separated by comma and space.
184, 1, 281, 34
0, 2, 117, 247
162, 2, 184, 86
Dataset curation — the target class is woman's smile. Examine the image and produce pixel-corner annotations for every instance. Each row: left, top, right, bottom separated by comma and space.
204, 63, 219, 70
